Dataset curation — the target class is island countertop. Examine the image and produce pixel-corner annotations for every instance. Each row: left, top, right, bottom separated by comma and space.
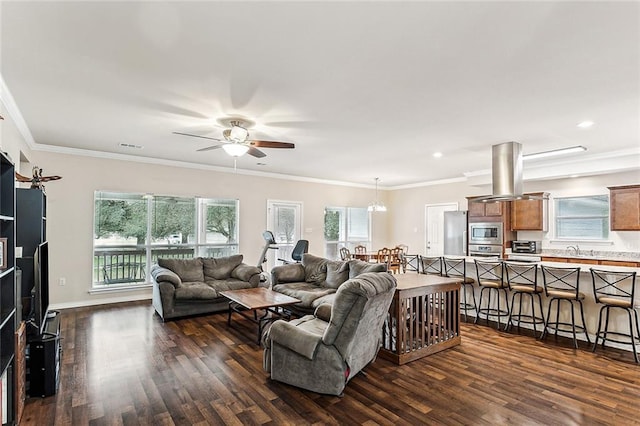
458, 255, 640, 274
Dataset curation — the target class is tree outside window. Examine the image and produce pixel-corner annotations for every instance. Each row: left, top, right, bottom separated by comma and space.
93, 192, 239, 287
324, 207, 370, 259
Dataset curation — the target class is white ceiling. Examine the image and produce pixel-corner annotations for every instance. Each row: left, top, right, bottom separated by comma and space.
1, 2, 639, 187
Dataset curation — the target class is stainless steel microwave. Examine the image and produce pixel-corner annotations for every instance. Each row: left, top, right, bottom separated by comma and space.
469, 222, 503, 245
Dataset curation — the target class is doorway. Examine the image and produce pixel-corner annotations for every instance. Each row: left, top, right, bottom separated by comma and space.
266, 200, 303, 270
424, 203, 458, 256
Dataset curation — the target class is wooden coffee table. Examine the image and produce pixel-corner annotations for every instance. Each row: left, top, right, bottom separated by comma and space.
219, 287, 300, 345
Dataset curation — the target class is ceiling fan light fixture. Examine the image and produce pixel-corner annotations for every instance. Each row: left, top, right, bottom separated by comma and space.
229, 124, 249, 142
222, 143, 249, 157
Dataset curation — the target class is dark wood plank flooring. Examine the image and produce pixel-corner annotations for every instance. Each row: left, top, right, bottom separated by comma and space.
21, 301, 640, 425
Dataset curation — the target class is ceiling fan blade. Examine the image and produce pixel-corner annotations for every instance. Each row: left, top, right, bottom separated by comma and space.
247, 147, 267, 158
249, 140, 295, 149
173, 131, 223, 142
196, 145, 223, 152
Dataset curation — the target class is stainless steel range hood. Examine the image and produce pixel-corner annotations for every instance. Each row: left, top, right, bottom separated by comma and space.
469, 141, 547, 202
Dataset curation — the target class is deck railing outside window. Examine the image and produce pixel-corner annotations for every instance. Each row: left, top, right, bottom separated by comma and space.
93, 244, 239, 285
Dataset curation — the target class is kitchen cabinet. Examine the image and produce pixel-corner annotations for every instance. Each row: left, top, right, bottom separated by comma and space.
467, 199, 507, 221
511, 192, 549, 231
608, 185, 640, 231
541, 256, 639, 267
598, 260, 639, 267
468, 201, 486, 217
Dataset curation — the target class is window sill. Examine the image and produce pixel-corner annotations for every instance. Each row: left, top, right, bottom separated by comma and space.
549, 239, 614, 246
89, 282, 152, 294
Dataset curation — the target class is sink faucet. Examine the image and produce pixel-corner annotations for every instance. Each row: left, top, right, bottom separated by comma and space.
566, 245, 580, 256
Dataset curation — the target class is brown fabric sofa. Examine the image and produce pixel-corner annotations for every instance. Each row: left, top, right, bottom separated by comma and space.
151, 254, 261, 321
270, 253, 388, 315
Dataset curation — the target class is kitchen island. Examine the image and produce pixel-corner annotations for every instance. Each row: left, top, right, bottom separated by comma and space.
452, 255, 639, 351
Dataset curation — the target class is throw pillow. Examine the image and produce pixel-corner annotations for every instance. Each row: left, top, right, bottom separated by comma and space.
347, 259, 387, 279
302, 253, 328, 284
157, 258, 204, 282
323, 260, 350, 289
202, 254, 244, 280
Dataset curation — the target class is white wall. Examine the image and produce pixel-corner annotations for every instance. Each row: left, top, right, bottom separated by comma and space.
28, 150, 390, 308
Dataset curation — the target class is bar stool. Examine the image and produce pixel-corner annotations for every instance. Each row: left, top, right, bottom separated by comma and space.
443, 257, 477, 321
590, 268, 639, 363
504, 262, 545, 337
474, 259, 509, 330
540, 265, 590, 349
419, 255, 442, 275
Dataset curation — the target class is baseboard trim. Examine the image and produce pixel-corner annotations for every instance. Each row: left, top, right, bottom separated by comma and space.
49, 293, 152, 310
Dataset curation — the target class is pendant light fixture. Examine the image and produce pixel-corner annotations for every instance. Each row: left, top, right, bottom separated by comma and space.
367, 177, 387, 212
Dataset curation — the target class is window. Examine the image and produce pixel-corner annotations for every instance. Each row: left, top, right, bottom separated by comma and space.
93, 192, 239, 288
267, 201, 302, 268
324, 207, 370, 259
555, 195, 609, 240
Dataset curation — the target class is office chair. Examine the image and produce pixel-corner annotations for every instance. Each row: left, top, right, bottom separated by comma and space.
278, 240, 309, 264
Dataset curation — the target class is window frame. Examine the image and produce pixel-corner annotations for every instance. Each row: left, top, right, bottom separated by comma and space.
324, 206, 371, 259
553, 194, 610, 241
93, 191, 239, 289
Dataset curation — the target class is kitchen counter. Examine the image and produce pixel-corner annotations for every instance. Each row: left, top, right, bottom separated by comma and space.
458, 255, 639, 273
445, 255, 639, 352
538, 252, 640, 263
502, 253, 640, 271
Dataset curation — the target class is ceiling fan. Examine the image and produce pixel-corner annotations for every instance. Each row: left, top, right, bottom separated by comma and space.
173, 119, 295, 158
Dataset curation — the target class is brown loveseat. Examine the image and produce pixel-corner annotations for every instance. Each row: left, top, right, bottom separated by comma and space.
151, 254, 262, 321
270, 253, 388, 315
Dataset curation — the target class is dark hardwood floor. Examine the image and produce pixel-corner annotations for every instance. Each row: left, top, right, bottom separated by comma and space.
21, 301, 640, 425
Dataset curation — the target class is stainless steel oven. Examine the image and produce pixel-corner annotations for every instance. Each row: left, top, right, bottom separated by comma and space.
468, 244, 503, 257
469, 222, 503, 245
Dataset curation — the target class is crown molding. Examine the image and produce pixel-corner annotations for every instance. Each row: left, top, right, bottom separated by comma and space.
33, 143, 376, 189
0, 73, 37, 148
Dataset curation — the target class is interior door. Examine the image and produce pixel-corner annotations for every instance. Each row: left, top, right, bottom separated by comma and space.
425, 203, 458, 256
266, 200, 302, 270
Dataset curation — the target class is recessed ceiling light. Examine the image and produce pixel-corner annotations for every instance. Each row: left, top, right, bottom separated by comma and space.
433, 152, 443, 158
577, 121, 594, 128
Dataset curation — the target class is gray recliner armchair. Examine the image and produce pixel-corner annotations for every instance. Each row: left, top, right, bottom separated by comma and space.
263, 272, 397, 396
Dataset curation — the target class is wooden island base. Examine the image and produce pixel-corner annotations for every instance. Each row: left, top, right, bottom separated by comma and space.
379, 274, 462, 365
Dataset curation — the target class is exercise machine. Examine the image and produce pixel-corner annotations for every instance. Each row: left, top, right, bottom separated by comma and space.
257, 230, 278, 272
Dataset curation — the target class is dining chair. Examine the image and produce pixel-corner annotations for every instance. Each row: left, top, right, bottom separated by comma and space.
376, 248, 390, 266
387, 247, 403, 274
339, 247, 351, 261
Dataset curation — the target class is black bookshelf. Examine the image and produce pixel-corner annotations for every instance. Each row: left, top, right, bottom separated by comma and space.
0, 151, 16, 424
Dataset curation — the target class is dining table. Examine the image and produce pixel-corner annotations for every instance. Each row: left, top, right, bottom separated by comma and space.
353, 252, 380, 262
